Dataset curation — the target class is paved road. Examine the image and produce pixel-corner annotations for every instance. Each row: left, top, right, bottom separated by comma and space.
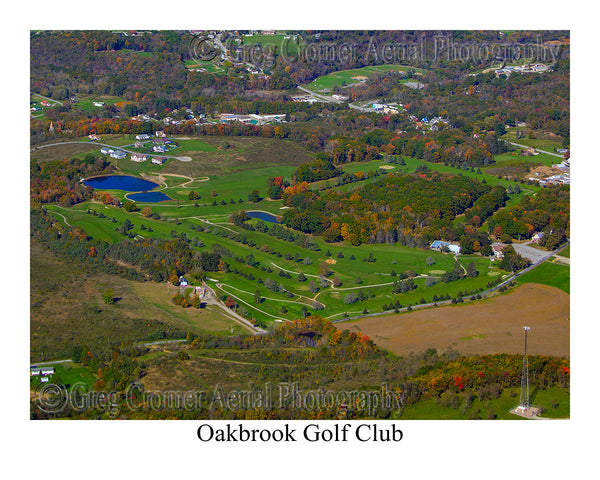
512, 241, 550, 264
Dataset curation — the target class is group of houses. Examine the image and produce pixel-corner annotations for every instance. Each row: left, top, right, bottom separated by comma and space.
528, 158, 570, 186
130, 153, 166, 165
372, 103, 402, 115
100, 147, 127, 159
30, 365, 55, 383
494, 63, 550, 77
408, 115, 451, 131
99, 131, 172, 165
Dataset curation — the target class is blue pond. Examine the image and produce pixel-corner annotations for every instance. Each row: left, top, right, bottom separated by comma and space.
84, 175, 159, 192
247, 210, 280, 223
129, 192, 172, 203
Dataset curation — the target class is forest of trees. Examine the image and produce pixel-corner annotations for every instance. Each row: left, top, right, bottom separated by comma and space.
487, 184, 570, 243
282, 171, 497, 246
30, 156, 113, 206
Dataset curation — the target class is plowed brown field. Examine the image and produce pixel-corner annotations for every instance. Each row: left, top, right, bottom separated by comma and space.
347, 284, 569, 357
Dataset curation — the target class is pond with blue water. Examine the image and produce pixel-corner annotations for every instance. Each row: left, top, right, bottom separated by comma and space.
84, 175, 172, 203
84, 175, 159, 192
129, 192, 172, 202
247, 210, 281, 223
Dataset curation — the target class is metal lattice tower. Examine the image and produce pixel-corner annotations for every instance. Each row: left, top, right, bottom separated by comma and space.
520, 326, 531, 407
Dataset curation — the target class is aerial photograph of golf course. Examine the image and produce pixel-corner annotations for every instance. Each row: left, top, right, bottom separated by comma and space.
29, 29, 570, 422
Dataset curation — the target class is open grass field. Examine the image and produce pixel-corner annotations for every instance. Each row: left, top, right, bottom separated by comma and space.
241, 33, 300, 56
184, 59, 225, 73
501, 128, 567, 151
72, 94, 131, 112
492, 151, 559, 168
346, 283, 569, 357
304, 64, 427, 92
30, 240, 246, 362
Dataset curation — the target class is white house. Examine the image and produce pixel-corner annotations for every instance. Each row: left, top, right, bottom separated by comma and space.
491, 243, 505, 260
430, 240, 461, 254
93, 101, 105, 107
155, 130, 166, 138
110, 150, 126, 159
152, 157, 166, 165
100, 147, 114, 155
131, 153, 148, 162
135, 134, 150, 140
30, 367, 41, 376
531, 232, 544, 243
41, 366, 55, 376
152, 145, 167, 153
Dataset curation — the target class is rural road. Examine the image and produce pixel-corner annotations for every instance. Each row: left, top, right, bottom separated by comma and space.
507, 141, 564, 158
31, 92, 63, 106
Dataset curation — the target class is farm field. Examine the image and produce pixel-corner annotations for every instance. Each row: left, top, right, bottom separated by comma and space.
345, 283, 570, 357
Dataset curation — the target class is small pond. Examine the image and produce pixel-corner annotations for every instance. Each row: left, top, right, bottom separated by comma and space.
128, 191, 172, 203
247, 210, 281, 223
84, 175, 159, 192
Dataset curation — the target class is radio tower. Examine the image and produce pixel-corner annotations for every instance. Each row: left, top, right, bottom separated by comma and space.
510, 325, 541, 418
520, 326, 531, 408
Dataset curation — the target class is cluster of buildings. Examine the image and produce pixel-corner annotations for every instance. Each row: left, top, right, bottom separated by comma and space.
372, 103, 402, 114
290, 94, 321, 104
408, 115, 451, 131
430, 240, 461, 254
30, 365, 55, 383
528, 158, 570, 186
217, 113, 286, 125
494, 63, 550, 77
100, 147, 127, 159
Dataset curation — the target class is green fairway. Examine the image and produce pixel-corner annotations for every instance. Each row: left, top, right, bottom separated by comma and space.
37, 134, 539, 329
517, 260, 570, 293
47, 197, 505, 328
